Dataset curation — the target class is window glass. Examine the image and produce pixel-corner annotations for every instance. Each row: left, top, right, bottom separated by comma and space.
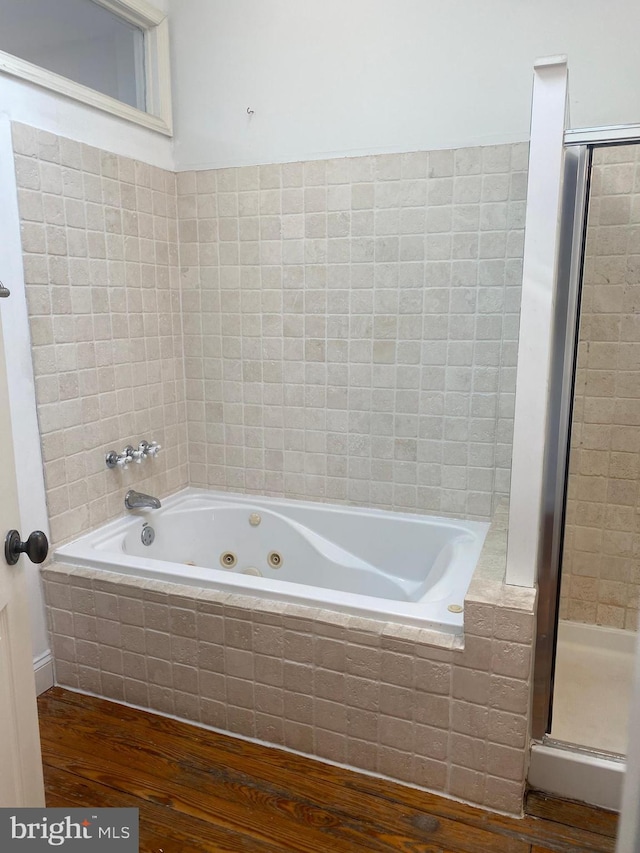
0, 0, 145, 110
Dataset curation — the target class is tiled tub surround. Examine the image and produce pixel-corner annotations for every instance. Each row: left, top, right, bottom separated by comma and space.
43, 505, 536, 815
12, 123, 188, 547
13, 128, 527, 550
560, 143, 640, 631
178, 144, 528, 520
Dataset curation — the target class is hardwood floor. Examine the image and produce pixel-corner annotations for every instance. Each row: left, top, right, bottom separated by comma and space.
38, 687, 617, 853
525, 790, 619, 842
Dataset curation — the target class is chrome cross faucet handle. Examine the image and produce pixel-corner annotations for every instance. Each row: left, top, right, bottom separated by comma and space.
132, 441, 149, 463
105, 446, 134, 468
124, 490, 162, 510
106, 439, 162, 469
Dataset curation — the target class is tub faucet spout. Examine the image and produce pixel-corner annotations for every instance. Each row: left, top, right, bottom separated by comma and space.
124, 489, 161, 510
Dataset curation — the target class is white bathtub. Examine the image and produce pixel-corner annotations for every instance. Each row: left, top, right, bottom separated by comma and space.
54, 488, 489, 633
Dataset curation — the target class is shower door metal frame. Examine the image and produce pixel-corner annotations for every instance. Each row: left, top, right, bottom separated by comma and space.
532, 124, 640, 742
531, 142, 591, 740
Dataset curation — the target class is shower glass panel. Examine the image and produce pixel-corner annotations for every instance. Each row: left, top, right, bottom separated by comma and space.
550, 142, 640, 757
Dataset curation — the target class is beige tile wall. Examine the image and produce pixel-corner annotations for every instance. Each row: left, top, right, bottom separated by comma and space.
178, 145, 528, 519
42, 525, 535, 815
15, 131, 527, 548
560, 143, 640, 631
12, 123, 188, 546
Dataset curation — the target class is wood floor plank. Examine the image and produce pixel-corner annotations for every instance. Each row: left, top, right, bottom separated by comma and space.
39, 690, 527, 853
531, 848, 567, 853
526, 790, 618, 839
40, 702, 450, 853
44, 765, 291, 853
46, 762, 448, 853
39, 733, 457, 852
42, 746, 357, 853
38, 688, 617, 853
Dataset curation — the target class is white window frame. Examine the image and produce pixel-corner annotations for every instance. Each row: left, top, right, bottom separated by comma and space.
0, 0, 173, 135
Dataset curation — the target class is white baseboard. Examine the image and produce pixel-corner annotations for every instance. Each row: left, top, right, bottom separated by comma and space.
33, 650, 54, 695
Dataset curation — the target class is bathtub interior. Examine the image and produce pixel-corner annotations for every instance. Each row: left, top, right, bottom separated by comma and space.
117, 496, 485, 600
54, 488, 490, 631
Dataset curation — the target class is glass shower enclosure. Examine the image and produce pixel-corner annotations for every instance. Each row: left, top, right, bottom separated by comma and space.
530, 130, 640, 809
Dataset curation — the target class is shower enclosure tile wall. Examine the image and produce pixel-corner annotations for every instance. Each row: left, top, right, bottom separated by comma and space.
178, 144, 528, 520
12, 123, 188, 546
560, 143, 640, 631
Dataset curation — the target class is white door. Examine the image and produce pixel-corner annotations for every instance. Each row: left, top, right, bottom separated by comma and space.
0, 297, 45, 807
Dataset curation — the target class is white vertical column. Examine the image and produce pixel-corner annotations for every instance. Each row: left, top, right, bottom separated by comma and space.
506, 57, 568, 588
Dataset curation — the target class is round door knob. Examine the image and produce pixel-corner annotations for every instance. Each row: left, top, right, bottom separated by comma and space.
4, 529, 49, 566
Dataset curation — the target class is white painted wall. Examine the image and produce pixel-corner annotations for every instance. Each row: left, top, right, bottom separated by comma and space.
169, 0, 640, 170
